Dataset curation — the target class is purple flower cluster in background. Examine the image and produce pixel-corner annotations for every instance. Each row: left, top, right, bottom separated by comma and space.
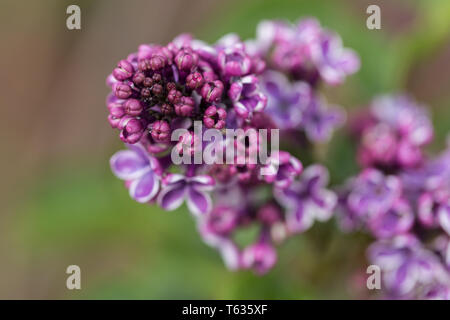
338, 94, 450, 299
249, 19, 358, 142
106, 18, 359, 274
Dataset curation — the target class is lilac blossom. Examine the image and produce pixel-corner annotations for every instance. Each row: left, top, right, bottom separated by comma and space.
260, 151, 303, 189
274, 165, 337, 233
110, 144, 161, 203
228, 75, 267, 119
106, 20, 360, 275
355, 94, 434, 169
261, 70, 311, 129
301, 96, 346, 143
368, 235, 450, 298
367, 199, 414, 238
251, 18, 360, 85
157, 173, 215, 216
346, 169, 402, 219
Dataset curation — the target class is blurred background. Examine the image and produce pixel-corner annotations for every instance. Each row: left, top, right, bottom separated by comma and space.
1, 0, 449, 299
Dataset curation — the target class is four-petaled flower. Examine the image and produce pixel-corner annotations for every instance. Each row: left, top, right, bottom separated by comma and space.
110, 144, 161, 203
157, 173, 215, 216
275, 165, 337, 233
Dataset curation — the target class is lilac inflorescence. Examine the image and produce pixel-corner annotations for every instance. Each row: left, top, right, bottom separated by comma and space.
106, 19, 359, 275
338, 94, 450, 299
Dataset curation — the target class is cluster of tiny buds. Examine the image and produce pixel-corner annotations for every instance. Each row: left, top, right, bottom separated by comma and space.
107, 42, 229, 145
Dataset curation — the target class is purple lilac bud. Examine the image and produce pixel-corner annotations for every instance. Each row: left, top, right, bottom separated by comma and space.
167, 89, 182, 104
175, 48, 199, 71
114, 83, 132, 99
150, 55, 166, 70
150, 120, 171, 143
175, 97, 195, 117
124, 99, 143, 116
107, 99, 126, 118
113, 59, 134, 81
203, 105, 227, 129
200, 80, 224, 103
119, 116, 144, 144
186, 72, 204, 89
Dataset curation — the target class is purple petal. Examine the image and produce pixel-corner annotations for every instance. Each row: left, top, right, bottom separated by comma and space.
129, 171, 159, 203
189, 175, 215, 191
286, 201, 314, 233
187, 187, 212, 216
110, 150, 149, 180
157, 184, 186, 211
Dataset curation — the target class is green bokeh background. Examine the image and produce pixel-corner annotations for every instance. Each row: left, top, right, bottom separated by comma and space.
2, 0, 450, 299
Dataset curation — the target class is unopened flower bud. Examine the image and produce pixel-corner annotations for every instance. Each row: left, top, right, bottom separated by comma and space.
200, 80, 224, 103
203, 105, 227, 129
119, 117, 144, 144
175, 103, 194, 117
113, 59, 134, 81
124, 99, 143, 116
138, 59, 152, 72
132, 72, 145, 85
167, 89, 182, 104
114, 83, 132, 99
152, 73, 162, 83
186, 72, 204, 90
108, 100, 125, 118
143, 77, 153, 87
161, 103, 174, 115
150, 55, 166, 70
175, 48, 199, 71
140, 87, 151, 98
151, 120, 171, 142
152, 83, 163, 96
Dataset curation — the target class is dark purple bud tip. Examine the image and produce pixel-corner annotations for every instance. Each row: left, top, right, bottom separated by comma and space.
152, 84, 163, 96
186, 72, 204, 90
161, 103, 174, 115
114, 83, 132, 99
140, 87, 151, 98
166, 82, 176, 91
113, 59, 134, 81
143, 77, 154, 87
151, 120, 171, 142
152, 73, 162, 83
200, 80, 224, 103
124, 99, 143, 116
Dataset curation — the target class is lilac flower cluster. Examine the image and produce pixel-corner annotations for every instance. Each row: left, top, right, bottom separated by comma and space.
250, 19, 359, 141
107, 19, 358, 274
338, 94, 450, 299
